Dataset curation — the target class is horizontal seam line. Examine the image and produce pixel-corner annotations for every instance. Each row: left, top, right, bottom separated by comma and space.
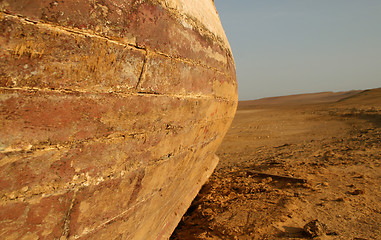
0, 86, 237, 102
0, 117, 234, 155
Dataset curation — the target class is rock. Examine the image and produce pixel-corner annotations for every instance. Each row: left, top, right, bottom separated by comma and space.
303, 219, 325, 238
347, 189, 365, 195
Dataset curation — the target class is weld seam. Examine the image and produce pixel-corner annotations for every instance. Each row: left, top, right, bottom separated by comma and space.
61, 189, 78, 239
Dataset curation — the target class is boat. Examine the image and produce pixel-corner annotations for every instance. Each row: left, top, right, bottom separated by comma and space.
0, 0, 237, 239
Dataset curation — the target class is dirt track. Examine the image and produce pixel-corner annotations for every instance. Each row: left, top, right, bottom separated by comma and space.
171, 89, 381, 240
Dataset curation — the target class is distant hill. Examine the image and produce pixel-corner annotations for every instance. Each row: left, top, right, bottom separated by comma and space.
238, 90, 364, 109
336, 88, 381, 106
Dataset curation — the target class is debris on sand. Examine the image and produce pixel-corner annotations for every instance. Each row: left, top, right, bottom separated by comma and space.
245, 170, 307, 183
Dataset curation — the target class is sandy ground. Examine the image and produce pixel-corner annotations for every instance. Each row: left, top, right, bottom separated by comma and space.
171, 88, 381, 240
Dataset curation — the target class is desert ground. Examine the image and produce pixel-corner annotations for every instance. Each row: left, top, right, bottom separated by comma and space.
171, 88, 381, 240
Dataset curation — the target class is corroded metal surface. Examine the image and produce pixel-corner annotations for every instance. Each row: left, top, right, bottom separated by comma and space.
0, 0, 237, 239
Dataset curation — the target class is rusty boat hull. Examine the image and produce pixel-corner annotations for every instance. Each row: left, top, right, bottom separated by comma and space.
0, 0, 237, 239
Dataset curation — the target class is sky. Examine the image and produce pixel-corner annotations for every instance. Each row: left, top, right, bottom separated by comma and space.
214, 0, 381, 100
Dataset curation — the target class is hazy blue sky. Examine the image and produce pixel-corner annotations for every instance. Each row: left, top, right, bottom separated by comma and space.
214, 0, 381, 100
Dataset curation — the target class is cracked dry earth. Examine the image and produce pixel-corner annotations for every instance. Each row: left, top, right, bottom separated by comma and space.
171, 89, 381, 240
